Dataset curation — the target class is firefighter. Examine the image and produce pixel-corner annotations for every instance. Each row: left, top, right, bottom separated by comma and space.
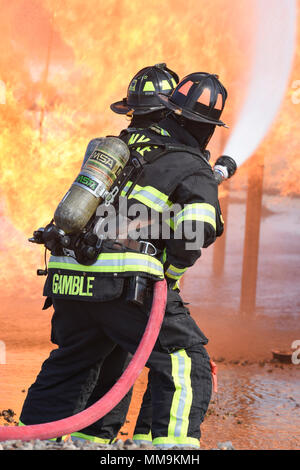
20, 71, 226, 449
21, 63, 180, 445
71, 63, 179, 444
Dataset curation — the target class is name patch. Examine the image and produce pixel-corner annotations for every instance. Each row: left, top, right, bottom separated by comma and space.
52, 274, 95, 297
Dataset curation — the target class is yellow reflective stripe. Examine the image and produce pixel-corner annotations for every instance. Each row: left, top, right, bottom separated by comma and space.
162, 247, 167, 264
143, 81, 155, 91
169, 352, 180, 437
149, 125, 171, 137
165, 273, 181, 281
133, 432, 152, 442
120, 181, 133, 197
167, 264, 186, 274
49, 253, 164, 278
165, 264, 187, 280
152, 436, 200, 448
168, 350, 193, 441
175, 203, 216, 231
128, 183, 172, 213
161, 128, 170, 136
177, 202, 216, 216
181, 351, 193, 437
171, 78, 177, 88
122, 180, 172, 213
172, 280, 180, 290
176, 203, 216, 217
129, 192, 164, 213
71, 432, 111, 444
176, 214, 216, 231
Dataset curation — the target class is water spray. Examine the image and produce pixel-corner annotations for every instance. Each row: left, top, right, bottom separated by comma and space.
224, 0, 297, 167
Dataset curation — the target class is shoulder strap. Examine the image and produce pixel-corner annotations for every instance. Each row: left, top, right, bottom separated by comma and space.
122, 127, 211, 168
128, 140, 211, 168
164, 143, 209, 162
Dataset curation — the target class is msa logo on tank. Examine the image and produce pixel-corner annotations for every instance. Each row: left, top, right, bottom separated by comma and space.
52, 273, 95, 297
75, 174, 99, 192
89, 149, 122, 175
74, 149, 123, 197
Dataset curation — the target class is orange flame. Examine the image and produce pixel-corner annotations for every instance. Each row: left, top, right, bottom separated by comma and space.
0, 0, 298, 295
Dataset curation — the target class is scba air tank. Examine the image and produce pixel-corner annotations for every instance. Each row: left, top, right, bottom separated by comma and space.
54, 137, 130, 234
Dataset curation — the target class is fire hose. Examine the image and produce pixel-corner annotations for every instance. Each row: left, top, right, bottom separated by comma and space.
0, 278, 167, 442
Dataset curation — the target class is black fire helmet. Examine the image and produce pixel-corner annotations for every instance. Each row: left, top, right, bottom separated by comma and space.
157, 72, 228, 127
110, 63, 179, 115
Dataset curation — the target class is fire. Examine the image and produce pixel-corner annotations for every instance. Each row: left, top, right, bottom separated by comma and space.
0, 0, 298, 295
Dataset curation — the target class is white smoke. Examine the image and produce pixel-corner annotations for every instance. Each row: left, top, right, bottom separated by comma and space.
224, 0, 297, 166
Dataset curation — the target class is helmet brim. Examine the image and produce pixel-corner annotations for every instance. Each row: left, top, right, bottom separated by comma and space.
157, 93, 227, 127
110, 100, 133, 115
110, 100, 165, 116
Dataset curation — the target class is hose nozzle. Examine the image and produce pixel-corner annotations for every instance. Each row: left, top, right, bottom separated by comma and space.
213, 155, 237, 185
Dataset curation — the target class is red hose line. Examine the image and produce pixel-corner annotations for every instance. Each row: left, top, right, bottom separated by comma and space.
0, 279, 167, 442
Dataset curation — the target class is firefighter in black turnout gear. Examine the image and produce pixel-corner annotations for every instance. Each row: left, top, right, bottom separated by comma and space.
20, 63, 179, 444
20, 72, 226, 449
70, 63, 180, 444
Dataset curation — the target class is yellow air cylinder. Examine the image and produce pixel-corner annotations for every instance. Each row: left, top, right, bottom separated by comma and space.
54, 137, 130, 234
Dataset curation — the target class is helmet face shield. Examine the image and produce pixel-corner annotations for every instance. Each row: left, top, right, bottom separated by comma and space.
157, 72, 228, 127
111, 63, 179, 115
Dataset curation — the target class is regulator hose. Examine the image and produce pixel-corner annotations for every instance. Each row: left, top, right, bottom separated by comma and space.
0, 279, 167, 442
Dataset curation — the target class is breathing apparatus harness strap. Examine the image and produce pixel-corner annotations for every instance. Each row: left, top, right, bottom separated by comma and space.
66, 136, 211, 264
30, 130, 211, 273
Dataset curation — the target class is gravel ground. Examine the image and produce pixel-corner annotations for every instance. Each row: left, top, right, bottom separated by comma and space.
0, 410, 235, 450
0, 438, 234, 451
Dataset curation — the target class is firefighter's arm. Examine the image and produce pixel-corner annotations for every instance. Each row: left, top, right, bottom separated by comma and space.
163, 170, 222, 287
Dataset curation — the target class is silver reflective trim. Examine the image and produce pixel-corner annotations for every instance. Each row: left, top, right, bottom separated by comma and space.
165, 267, 185, 279
174, 352, 188, 437
130, 187, 170, 211
49, 255, 163, 275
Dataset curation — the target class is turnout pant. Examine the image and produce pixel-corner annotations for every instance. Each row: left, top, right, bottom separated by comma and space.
20, 288, 212, 448
71, 346, 133, 443
133, 372, 153, 443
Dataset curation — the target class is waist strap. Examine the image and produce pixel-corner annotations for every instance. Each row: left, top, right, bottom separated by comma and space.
111, 238, 157, 256
48, 252, 164, 279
